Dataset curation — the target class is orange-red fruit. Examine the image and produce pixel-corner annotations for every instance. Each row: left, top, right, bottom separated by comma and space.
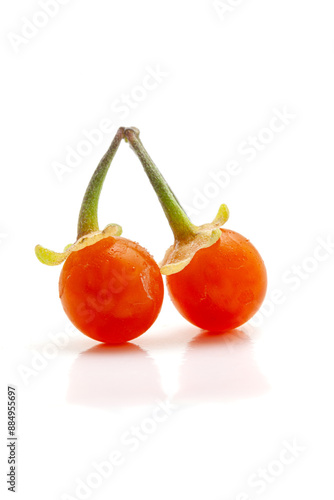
166, 229, 267, 332
59, 237, 164, 344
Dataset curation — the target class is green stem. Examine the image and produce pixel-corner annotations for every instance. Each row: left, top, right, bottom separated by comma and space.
124, 128, 196, 241
77, 127, 124, 239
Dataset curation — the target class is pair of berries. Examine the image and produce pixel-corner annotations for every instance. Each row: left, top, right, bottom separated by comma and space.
36, 127, 267, 344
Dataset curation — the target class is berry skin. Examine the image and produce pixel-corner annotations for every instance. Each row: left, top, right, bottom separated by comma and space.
166, 229, 267, 332
59, 236, 164, 344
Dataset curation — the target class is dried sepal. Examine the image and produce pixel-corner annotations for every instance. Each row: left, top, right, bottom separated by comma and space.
160, 204, 229, 275
35, 223, 122, 266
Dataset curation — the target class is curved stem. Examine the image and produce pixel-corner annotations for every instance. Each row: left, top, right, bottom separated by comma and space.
124, 128, 196, 241
77, 127, 124, 239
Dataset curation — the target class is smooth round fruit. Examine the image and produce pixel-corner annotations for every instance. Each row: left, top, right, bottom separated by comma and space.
59, 236, 164, 343
166, 229, 267, 332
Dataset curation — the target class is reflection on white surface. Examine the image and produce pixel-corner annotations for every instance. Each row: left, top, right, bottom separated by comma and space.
67, 343, 164, 407
175, 329, 270, 403
67, 327, 269, 408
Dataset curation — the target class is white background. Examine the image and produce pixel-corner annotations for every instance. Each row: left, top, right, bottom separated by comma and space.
1, 0, 334, 498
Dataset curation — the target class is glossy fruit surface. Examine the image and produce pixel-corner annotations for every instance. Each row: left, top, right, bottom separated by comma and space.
59, 236, 164, 343
166, 229, 267, 332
